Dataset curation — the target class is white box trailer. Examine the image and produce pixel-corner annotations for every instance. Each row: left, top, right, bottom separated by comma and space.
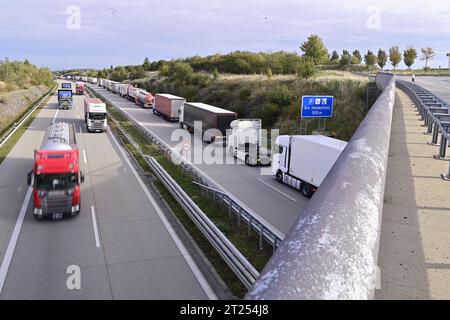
110, 81, 120, 94
272, 135, 347, 197
153, 94, 186, 121
227, 119, 271, 166
119, 83, 131, 97
91, 77, 97, 84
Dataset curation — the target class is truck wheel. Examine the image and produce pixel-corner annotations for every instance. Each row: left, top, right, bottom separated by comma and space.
245, 155, 250, 165
179, 122, 184, 129
276, 171, 283, 183
301, 183, 313, 198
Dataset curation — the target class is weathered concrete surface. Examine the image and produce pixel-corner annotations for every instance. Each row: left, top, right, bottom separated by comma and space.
376, 89, 450, 299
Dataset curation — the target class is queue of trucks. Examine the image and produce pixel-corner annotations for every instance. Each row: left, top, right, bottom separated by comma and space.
61, 76, 347, 200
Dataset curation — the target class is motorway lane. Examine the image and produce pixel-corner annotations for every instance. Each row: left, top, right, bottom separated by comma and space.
398, 76, 450, 104
91, 86, 310, 235
0, 91, 215, 299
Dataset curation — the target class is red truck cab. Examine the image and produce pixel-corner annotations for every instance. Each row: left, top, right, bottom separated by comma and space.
27, 122, 84, 219
76, 82, 85, 95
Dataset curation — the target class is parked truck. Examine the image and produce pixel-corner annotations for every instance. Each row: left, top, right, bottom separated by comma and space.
75, 82, 85, 95
84, 97, 107, 132
272, 135, 347, 198
110, 81, 120, 94
136, 90, 154, 108
179, 102, 237, 143
27, 122, 85, 219
119, 83, 131, 97
227, 119, 271, 166
153, 94, 186, 121
127, 86, 140, 102
57, 89, 73, 109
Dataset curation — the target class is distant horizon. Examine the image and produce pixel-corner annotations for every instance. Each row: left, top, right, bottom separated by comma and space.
1, 0, 449, 70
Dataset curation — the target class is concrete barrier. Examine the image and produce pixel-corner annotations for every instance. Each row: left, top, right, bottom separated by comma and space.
246, 73, 396, 300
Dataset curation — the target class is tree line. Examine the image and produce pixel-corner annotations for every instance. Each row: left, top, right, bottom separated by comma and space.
64, 34, 439, 82
0, 58, 54, 93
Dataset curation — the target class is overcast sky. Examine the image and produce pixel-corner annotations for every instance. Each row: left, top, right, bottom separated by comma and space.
1, 0, 449, 70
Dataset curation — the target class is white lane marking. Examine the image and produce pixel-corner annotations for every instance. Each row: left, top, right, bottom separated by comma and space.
52, 108, 59, 123
90, 206, 101, 248
109, 131, 217, 300
83, 149, 87, 164
79, 126, 83, 134
0, 186, 32, 294
257, 178, 297, 202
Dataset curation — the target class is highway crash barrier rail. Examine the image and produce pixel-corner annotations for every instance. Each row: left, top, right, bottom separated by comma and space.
86, 85, 284, 251
107, 111, 260, 289
0, 85, 55, 149
192, 181, 284, 252
246, 72, 396, 300
396, 80, 450, 180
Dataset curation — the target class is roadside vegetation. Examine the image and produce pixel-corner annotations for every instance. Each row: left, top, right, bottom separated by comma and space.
0, 58, 54, 94
0, 84, 56, 166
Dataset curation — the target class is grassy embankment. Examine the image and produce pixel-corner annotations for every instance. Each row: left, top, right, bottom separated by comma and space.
87, 87, 274, 298
0, 84, 56, 166
133, 70, 370, 141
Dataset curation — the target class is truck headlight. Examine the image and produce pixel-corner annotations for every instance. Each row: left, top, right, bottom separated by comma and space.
71, 205, 80, 213
34, 208, 43, 216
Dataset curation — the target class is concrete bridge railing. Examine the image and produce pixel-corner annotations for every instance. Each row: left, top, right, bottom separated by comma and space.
246, 72, 396, 300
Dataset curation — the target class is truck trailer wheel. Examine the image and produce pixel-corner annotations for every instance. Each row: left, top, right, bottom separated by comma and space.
276, 171, 283, 183
301, 183, 313, 198
179, 121, 184, 129
245, 155, 250, 165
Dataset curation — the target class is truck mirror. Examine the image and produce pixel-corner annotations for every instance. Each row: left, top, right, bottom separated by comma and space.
27, 171, 32, 186
80, 171, 85, 183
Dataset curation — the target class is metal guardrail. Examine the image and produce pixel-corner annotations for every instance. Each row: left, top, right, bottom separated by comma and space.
192, 182, 283, 251
86, 84, 283, 250
246, 72, 396, 300
106, 111, 260, 289
0, 86, 55, 148
396, 80, 450, 180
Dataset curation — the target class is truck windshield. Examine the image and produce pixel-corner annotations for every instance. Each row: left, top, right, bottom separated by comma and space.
88, 113, 106, 120
36, 173, 78, 190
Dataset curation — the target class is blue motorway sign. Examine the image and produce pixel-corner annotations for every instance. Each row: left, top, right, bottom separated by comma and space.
301, 96, 334, 118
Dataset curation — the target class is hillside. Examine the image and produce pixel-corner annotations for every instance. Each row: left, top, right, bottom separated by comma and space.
131, 71, 370, 141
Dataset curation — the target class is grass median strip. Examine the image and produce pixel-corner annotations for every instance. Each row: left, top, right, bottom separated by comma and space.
90, 88, 273, 298
0, 85, 56, 166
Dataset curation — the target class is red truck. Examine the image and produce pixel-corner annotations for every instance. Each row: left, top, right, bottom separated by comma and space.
27, 122, 85, 219
153, 93, 186, 121
76, 82, 85, 95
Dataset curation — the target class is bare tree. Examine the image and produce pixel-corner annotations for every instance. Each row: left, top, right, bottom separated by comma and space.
421, 48, 436, 68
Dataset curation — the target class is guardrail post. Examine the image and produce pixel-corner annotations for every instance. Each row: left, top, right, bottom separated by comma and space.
248, 216, 252, 238
228, 199, 232, 219
427, 118, 434, 134
430, 122, 439, 145
438, 134, 447, 159
442, 163, 450, 181
259, 226, 264, 250
237, 208, 242, 228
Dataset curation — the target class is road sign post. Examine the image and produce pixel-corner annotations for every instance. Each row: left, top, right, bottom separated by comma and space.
300, 96, 334, 135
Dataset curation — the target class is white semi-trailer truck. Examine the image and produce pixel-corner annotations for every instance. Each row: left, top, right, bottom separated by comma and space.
272, 135, 347, 197
227, 119, 271, 166
84, 97, 107, 132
